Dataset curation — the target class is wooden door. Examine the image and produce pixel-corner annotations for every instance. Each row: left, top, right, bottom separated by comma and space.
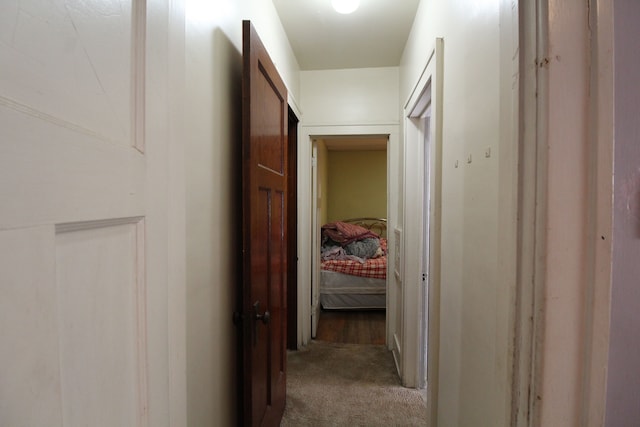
239, 20, 288, 427
0, 1, 183, 426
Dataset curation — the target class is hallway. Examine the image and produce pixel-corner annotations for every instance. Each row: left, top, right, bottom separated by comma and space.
2, 0, 630, 425
281, 310, 426, 425
281, 340, 427, 426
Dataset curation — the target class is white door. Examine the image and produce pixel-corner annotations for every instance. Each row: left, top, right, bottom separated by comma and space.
311, 142, 321, 337
0, 1, 185, 426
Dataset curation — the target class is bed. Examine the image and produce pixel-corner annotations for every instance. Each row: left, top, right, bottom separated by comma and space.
319, 218, 387, 310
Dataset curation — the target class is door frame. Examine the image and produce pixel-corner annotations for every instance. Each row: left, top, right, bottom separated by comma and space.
403, 39, 443, 425
297, 124, 400, 349
519, 0, 616, 425
308, 134, 390, 339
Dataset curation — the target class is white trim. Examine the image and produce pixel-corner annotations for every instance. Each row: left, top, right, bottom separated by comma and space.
310, 142, 320, 337
287, 93, 303, 121
403, 49, 436, 112
530, 0, 614, 424
392, 332, 402, 374
511, 0, 539, 425
300, 121, 399, 127
166, 0, 187, 424
582, 0, 613, 425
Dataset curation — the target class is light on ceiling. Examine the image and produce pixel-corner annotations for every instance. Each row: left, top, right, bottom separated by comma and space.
332, 0, 360, 14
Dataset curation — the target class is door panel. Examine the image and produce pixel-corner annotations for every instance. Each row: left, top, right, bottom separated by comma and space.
0, 0, 134, 144
0, 1, 179, 425
241, 20, 288, 427
0, 0, 145, 228
55, 220, 146, 426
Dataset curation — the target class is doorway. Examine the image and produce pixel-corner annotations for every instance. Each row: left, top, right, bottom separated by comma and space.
311, 135, 389, 344
296, 124, 401, 361
402, 41, 443, 425
405, 97, 432, 390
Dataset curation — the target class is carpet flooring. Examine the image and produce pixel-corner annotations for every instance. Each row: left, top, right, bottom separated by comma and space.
281, 340, 427, 426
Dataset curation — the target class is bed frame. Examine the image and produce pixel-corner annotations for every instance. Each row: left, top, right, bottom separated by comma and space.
340, 217, 387, 238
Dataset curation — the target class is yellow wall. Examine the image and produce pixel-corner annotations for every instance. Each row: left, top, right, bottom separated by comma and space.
326, 150, 387, 223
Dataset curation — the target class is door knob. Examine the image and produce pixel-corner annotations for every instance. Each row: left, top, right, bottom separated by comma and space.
255, 310, 271, 324
253, 301, 271, 324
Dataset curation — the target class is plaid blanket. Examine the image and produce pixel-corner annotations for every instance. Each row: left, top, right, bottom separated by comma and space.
321, 256, 387, 279
321, 238, 388, 279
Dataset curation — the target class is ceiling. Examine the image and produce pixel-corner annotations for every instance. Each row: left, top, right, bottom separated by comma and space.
272, 0, 421, 70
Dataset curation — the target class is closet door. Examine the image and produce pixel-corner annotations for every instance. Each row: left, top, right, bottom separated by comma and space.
0, 1, 183, 426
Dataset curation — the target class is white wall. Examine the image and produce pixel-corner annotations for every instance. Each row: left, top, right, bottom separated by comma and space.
301, 67, 399, 126
184, 1, 299, 425
606, 0, 640, 424
399, 1, 516, 425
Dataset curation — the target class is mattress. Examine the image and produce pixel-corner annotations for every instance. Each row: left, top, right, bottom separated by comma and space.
320, 270, 386, 310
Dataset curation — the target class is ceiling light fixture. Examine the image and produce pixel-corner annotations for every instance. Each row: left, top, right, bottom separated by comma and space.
332, 0, 360, 14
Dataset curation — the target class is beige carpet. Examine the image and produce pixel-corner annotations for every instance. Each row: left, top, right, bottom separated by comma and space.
281, 341, 427, 426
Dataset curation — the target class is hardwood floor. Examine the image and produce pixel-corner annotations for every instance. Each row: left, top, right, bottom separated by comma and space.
315, 309, 386, 345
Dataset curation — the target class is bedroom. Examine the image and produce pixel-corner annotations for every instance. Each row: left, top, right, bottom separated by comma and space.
312, 135, 388, 344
